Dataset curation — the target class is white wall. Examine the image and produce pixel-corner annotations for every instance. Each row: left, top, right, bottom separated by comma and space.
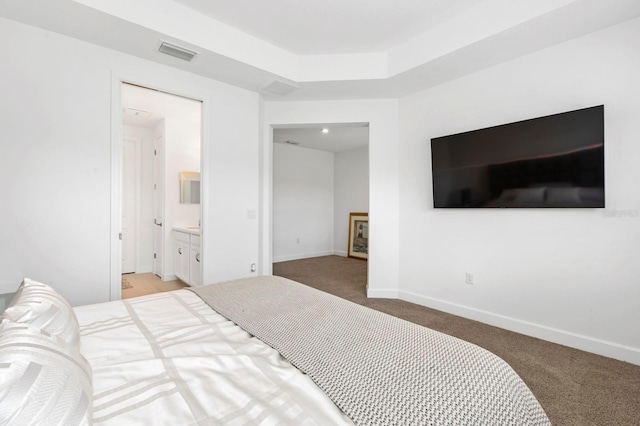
262, 100, 399, 295
163, 95, 201, 278
397, 17, 640, 364
272, 143, 334, 262
0, 16, 260, 305
122, 124, 154, 273
272, 143, 368, 261
334, 147, 369, 256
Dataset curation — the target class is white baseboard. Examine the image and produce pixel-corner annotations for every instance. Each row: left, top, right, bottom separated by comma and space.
399, 289, 640, 366
334, 250, 348, 257
135, 266, 152, 274
367, 288, 399, 298
162, 274, 177, 282
273, 250, 335, 263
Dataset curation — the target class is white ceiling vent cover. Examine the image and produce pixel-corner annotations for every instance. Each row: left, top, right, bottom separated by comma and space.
158, 41, 197, 62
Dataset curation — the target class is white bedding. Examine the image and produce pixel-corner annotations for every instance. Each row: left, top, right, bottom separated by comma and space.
73, 289, 353, 425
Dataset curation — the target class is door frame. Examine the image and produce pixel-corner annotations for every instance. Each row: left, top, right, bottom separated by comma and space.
122, 135, 141, 274
110, 72, 210, 301
152, 132, 164, 278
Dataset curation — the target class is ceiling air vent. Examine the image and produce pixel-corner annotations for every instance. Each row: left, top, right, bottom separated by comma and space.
124, 107, 151, 118
158, 41, 197, 62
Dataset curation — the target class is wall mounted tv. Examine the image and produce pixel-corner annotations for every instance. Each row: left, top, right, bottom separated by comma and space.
431, 105, 604, 208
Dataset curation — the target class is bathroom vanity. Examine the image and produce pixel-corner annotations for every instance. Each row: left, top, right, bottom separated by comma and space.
173, 227, 201, 286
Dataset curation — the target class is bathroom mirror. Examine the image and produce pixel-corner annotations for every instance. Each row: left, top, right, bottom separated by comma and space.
180, 171, 200, 204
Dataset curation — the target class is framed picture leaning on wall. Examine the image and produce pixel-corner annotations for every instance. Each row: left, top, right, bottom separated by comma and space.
348, 212, 369, 260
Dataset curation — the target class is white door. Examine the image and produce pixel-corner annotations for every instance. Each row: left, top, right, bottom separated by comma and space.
152, 132, 164, 277
122, 137, 138, 274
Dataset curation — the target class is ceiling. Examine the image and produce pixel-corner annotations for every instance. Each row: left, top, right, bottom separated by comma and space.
173, 0, 481, 55
273, 124, 369, 153
122, 83, 202, 128
2, 0, 640, 100
122, 84, 167, 128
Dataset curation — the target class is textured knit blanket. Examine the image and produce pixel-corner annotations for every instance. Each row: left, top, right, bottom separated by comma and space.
190, 276, 551, 426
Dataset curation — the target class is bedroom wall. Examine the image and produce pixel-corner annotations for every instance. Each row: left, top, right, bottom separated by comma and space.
272, 143, 334, 262
262, 100, 399, 295
122, 124, 154, 273
0, 16, 260, 306
397, 16, 640, 364
334, 147, 369, 257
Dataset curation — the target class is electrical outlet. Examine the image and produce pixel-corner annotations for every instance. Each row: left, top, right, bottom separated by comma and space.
465, 272, 474, 285
250, 263, 256, 272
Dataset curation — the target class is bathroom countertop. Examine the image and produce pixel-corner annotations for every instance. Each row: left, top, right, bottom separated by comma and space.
173, 226, 201, 236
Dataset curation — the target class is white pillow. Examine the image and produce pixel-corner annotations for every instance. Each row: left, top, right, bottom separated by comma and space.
546, 187, 582, 206
0, 322, 93, 426
498, 188, 519, 201
514, 187, 546, 205
579, 187, 605, 203
2, 278, 80, 346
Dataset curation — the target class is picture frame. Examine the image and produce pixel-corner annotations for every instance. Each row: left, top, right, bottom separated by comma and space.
348, 212, 369, 260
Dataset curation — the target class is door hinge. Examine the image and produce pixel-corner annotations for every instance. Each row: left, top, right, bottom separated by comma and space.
154, 184, 157, 190
154, 149, 157, 155
119, 232, 122, 240
154, 253, 157, 259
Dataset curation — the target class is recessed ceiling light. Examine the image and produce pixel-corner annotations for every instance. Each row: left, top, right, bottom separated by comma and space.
321, 128, 329, 134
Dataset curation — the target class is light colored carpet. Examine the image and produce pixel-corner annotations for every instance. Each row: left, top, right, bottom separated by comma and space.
273, 255, 640, 426
121, 273, 188, 299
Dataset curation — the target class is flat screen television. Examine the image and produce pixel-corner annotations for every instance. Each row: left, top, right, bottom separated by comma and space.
430, 105, 604, 208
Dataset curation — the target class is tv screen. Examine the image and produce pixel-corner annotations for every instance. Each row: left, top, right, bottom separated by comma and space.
431, 105, 604, 208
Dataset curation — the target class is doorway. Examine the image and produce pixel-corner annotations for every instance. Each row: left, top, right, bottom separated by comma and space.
271, 123, 370, 286
119, 83, 202, 297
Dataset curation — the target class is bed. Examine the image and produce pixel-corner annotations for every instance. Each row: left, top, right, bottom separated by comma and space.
1, 276, 551, 425
482, 186, 605, 207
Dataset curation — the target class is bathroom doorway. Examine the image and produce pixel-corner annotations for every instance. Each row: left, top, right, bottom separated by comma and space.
120, 83, 202, 293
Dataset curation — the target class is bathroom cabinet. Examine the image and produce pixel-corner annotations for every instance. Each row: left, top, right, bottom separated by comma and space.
173, 228, 201, 286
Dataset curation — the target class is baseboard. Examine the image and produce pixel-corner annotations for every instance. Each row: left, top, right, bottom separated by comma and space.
333, 250, 348, 257
135, 266, 152, 274
162, 274, 177, 282
273, 250, 335, 263
367, 288, 399, 298
399, 289, 640, 366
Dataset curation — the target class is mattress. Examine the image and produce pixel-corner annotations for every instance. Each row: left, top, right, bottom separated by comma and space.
73, 289, 353, 425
